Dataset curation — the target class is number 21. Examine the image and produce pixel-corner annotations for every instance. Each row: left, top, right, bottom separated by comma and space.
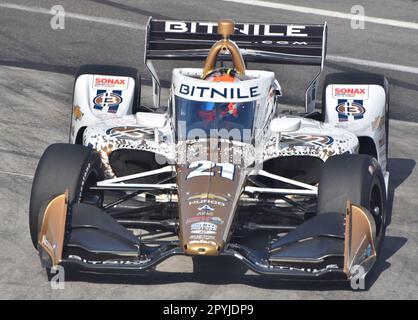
186, 161, 235, 181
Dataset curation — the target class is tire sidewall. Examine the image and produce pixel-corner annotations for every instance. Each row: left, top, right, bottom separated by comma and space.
359, 159, 386, 251
76, 153, 103, 204
368, 167, 387, 252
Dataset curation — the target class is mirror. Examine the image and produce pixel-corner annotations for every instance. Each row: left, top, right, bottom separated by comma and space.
270, 117, 301, 133
136, 112, 167, 128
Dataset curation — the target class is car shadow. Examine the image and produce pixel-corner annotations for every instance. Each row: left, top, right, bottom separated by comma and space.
365, 235, 407, 289
386, 158, 416, 226
60, 158, 413, 291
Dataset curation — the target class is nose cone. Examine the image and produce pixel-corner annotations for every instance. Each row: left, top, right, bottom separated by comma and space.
176, 139, 249, 257
184, 241, 222, 256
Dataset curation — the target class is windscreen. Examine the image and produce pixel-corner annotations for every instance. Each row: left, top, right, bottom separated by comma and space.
175, 96, 256, 142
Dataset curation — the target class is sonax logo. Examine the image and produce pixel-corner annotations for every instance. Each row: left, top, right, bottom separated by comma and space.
332, 85, 369, 99
93, 75, 129, 91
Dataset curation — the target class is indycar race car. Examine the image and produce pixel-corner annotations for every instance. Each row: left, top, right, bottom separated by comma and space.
30, 18, 389, 282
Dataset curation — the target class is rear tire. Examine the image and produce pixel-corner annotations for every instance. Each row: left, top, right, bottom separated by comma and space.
29, 143, 103, 249
317, 154, 386, 253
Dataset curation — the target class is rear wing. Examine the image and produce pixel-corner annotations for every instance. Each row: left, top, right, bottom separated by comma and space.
146, 19, 327, 66
144, 18, 327, 109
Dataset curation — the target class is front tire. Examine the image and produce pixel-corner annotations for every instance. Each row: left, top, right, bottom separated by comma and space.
29, 143, 103, 249
317, 154, 387, 253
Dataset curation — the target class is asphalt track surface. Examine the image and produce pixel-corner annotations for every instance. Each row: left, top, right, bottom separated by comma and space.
0, 0, 417, 299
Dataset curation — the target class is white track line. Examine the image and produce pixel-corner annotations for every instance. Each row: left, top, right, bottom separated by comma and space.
0, 170, 33, 179
0, 2, 145, 30
222, 0, 418, 30
1, 2, 418, 75
327, 55, 418, 75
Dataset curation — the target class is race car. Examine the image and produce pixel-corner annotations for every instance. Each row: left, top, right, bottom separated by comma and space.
30, 18, 389, 283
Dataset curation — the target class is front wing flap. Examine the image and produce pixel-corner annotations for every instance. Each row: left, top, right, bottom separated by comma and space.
38, 191, 68, 268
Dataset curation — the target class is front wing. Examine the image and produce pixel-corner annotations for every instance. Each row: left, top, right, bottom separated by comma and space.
38, 195, 377, 280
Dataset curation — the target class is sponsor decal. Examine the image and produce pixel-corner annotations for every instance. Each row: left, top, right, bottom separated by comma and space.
93, 90, 123, 113
190, 222, 217, 235
105, 127, 154, 140
93, 75, 129, 91
205, 216, 223, 225
197, 204, 215, 212
73, 105, 84, 121
196, 211, 212, 216
188, 193, 229, 202
164, 21, 308, 38
187, 216, 206, 224
367, 244, 372, 257
178, 84, 259, 101
69, 255, 150, 266
189, 240, 218, 245
358, 244, 373, 262
281, 134, 334, 147
336, 99, 365, 122
332, 85, 369, 100
186, 216, 224, 225
189, 235, 216, 241
188, 199, 226, 207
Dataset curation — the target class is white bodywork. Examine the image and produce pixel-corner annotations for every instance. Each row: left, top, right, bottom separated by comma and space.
324, 84, 388, 171
71, 68, 369, 180
70, 74, 137, 143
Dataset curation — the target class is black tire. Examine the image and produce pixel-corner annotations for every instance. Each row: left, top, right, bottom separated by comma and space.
317, 154, 386, 252
75, 64, 142, 113
29, 143, 104, 249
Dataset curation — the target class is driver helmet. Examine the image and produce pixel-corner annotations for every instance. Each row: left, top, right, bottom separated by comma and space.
198, 68, 241, 121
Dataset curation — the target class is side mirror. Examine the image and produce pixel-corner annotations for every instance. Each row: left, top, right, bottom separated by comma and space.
136, 112, 166, 128
273, 79, 282, 97
270, 117, 301, 133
